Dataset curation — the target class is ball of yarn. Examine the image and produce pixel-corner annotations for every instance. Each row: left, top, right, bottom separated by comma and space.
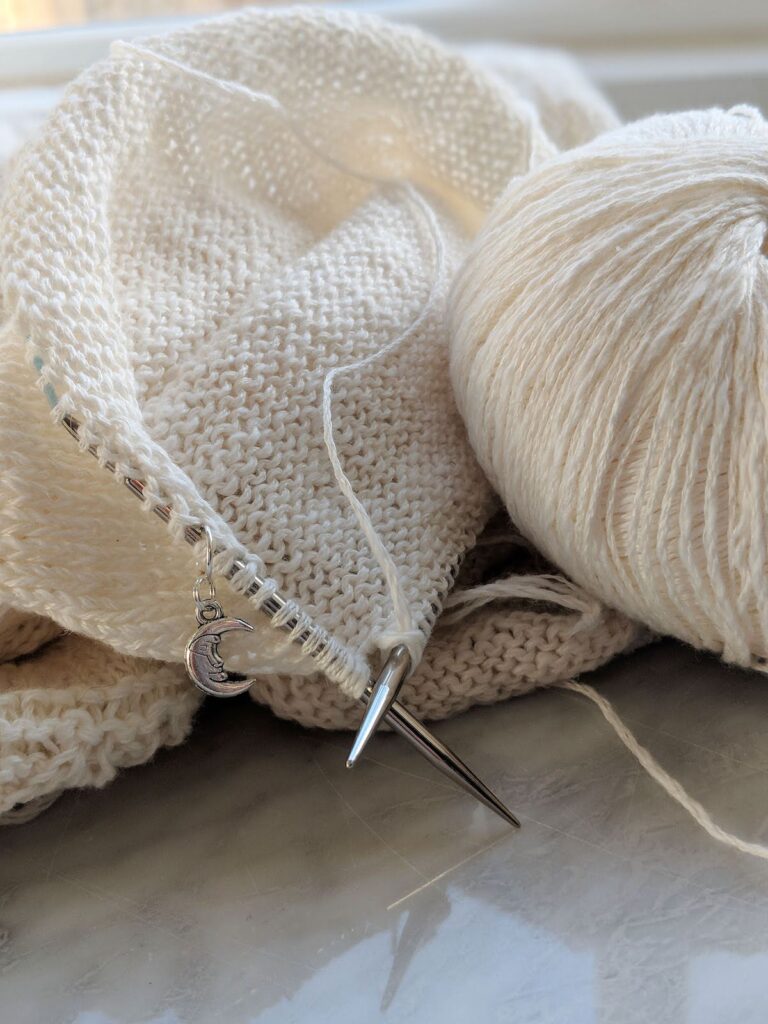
450, 106, 768, 671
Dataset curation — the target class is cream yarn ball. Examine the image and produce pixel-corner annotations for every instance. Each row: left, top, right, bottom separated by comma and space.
450, 106, 768, 671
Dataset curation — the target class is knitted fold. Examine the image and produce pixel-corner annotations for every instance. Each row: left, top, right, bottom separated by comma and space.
0, 9, 637, 817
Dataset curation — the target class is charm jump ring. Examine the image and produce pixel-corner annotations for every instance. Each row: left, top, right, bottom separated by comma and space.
199, 524, 215, 584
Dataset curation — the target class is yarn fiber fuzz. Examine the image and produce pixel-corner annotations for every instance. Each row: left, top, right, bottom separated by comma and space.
450, 106, 768, 674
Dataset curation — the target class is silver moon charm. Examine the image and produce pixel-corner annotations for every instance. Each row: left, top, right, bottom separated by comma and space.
184, 616, 255, 697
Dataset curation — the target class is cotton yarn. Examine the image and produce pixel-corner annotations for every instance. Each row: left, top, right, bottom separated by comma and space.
0, 6, 563, 695
0, 524, 641, 818
0, 630, 200, 818
0, 12, 765, 864
451, 106, 768, 673
0, 8, 643, 819
450, 105, 768, 862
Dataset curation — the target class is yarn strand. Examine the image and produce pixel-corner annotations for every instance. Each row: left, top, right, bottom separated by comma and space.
559, 679, 768, 861
320, 194, 445, 664
113, 39, 449, 666
443, 572, 603, 630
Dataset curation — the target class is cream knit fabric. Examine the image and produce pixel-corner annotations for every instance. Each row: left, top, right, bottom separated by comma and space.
0, 7, 622, 687
0, 631, 199, 817
0, 524, 640, 817
257, 521, 641, 730
0, 605, 61, 662
0, 9, 638, 816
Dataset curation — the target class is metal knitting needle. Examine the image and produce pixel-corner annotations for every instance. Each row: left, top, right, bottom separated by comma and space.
362, 687, 520, 827
347, 643, 411, 768
60, 413, 520, 828
350, 649, 517, 826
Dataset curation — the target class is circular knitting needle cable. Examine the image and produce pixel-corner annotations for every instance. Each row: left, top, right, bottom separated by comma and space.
59, 413, 519, 829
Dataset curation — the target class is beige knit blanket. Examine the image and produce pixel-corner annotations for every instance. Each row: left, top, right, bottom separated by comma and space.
0, 9, 638, 819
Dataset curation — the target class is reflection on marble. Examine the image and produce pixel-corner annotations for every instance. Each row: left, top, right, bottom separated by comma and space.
4, 639, 768, 1023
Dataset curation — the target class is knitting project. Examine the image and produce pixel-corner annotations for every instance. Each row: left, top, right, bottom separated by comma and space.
0, 9, 637, 818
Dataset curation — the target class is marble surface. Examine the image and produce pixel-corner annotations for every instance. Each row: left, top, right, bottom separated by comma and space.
4, 639, 768, 1023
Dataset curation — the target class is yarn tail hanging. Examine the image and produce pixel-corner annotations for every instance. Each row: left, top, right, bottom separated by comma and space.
560, 680, 768, 862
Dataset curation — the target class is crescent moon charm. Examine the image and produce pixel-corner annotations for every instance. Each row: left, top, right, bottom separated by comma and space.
184, 616, 255, 697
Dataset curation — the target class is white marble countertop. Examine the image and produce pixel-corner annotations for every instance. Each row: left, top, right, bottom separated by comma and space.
4, 638, 768, 1023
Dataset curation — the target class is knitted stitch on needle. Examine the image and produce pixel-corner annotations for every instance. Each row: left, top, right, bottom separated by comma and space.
0, 7, 620, 688
0, 9, 637, 817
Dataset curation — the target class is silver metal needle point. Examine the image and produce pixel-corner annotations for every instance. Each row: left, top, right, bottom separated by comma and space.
347, 644, 411, 768
59, 411, 520, 829
356, 687, 520, 829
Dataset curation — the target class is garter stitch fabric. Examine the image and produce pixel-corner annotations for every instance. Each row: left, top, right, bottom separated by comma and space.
0, 634, 198, 817
256, 519, 642, 730
0, 7, 619, 692
0, 520, 640, 820
0, 602, 201, 821
0, 9, 642, 816
1, 6, 535, 693
450, 106, 768, 672
0, 605, 62, 663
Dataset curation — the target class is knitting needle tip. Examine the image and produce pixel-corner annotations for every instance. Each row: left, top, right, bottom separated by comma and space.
349, 649, 520, 828
347, 644, 411, 769
382, 698, 521, 829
